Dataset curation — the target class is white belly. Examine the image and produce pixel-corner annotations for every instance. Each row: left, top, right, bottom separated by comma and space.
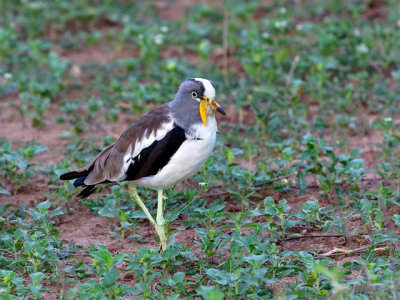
135, 117, 217, 189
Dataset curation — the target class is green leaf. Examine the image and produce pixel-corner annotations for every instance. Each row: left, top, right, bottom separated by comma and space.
0, 188, 10, 195
30, 272, 45, 285
97, 207, 117, 218
243, 253, 268, 269
49, 207, 64, 218
274, 47, 288, 65
296, 170, 306, 195
253, 85, 278, 97
242, 63, 258, 80
392, 214, 400, 227
206, 269, 230, 286
277, 199, 291, 214
264, 197, 277, 216
102, 269, 120, 287
130, 211, 147, 219
197, 286, 224, 300
391, 69, 400, 80
109, 231, 121, 239
350, 147, 363, 158
172, 272, 185, 283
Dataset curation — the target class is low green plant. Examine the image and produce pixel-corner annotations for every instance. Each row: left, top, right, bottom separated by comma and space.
0, 140, 47, 194
194, 201, 230, 263
68, 245, 135, 299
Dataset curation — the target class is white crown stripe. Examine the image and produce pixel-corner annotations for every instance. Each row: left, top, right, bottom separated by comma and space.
193, 78, 216, 99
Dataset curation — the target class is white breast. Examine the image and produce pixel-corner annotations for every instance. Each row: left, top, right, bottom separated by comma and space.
135, 116, 217, 189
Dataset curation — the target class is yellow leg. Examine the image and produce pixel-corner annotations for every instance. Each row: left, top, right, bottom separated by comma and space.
128, 184, 167, 251
156, 189, 167, 251
128, 184, 156, 226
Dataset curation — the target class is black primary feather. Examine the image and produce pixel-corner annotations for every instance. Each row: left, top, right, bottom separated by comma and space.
77, 185, 97, 198
60, 167, 95, 197
60, 170, 88, 181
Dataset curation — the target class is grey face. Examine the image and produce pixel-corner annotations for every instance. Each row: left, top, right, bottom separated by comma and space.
170, 79, 214, 129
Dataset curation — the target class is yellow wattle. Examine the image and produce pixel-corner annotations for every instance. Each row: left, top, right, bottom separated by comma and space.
199, 100, 208, 126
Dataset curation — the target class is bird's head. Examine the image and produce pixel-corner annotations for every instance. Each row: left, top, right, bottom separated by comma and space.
171, 78, 226, 127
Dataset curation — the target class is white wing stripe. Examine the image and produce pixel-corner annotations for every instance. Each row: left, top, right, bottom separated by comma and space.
116, 120, 174, 181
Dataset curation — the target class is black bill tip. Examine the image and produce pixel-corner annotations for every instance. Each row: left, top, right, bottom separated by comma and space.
217, 106, 226, 115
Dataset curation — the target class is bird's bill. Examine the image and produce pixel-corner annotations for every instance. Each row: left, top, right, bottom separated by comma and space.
199, 96, 226, 126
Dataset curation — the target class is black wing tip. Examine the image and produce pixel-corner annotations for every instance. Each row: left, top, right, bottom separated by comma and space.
60, 168, 92, 181
77, 185, 97, 198
59, 173, 69, 180
60, 171, 80, 181
60, 170, 98, 198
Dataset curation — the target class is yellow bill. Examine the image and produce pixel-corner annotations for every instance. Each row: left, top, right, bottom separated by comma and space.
199, 96, 226, 127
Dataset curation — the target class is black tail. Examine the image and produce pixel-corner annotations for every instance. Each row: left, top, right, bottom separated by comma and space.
77, 185, 97, 198
60, 169, 97, 198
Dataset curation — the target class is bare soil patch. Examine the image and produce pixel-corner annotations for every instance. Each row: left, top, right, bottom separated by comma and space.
58, 44, 138, 66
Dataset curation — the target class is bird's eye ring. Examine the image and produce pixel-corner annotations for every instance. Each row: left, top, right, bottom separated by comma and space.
191, 91, 198, 98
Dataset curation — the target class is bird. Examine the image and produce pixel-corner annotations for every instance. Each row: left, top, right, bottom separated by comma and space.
60, 78, 226, 251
